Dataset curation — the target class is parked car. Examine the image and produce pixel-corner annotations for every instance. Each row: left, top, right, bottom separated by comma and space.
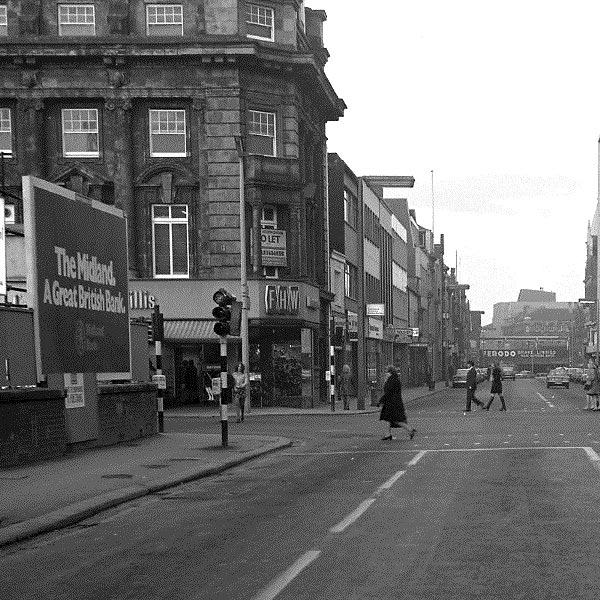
501, 366, 516, 380
546, 368, 570, 389
567, 367, 585, 383
452, 368, 469, 388
516, 370, 534, 379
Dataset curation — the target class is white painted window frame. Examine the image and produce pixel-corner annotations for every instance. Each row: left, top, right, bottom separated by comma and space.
0, 108, 12, 156
61, 108, 99, 157
149, 109, 187, 157
248, 109, 276, 157
151, 204, 190, 278
58, 4, 96, 36
146, 4, 184, 36
246, 3, 274, 42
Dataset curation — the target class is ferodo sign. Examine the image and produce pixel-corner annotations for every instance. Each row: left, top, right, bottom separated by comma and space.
23, 176, 130, 375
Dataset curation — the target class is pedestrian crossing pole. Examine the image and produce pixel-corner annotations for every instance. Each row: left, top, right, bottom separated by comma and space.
220, 336, 229, 447
153, 304, 165, 433
330, 344, 335, 411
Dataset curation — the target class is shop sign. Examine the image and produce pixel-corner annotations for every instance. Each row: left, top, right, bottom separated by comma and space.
395, 327, 419, 338
261, 229, 287, 267
23, 176, 130, 375
368, 317, 383, 339
483, 349, 559, 359
347, 310, 358, 341
366, 303, 385, 317
129, 289, 156, 310
265, 284, 300, 315
64, 373, 85, 408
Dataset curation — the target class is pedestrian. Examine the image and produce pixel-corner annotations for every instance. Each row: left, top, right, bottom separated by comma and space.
183, 359, 199, 404
378, 365, 416, 441
338, 364, 352, 410
588, 359, 600, 411
584, 358, 596, 410
232, 362, 249, 422
484, 362, 506, 411
464, 360, 484, 413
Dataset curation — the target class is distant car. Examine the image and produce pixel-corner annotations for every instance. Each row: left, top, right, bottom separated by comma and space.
516, 370, 533, 379
452, 368, 469, 388
546, 368, 569, 389
501, 366, 516, 380
567, 367, 585, 383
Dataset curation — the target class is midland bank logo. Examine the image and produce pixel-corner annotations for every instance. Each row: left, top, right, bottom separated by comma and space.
74, 319, 106, 356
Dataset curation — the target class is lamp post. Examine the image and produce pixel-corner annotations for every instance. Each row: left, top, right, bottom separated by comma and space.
234, 136, 250, 413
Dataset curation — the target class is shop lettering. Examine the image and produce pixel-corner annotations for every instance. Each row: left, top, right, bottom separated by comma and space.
265, 285, 300, 315
129, 290, 156, 310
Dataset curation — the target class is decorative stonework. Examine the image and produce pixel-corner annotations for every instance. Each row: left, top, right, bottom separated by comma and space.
21, 70, 40, 88
106, 69, 128, 88
192, 97, 206, 112
104, 98, 132, 113
18, 98, 44, 113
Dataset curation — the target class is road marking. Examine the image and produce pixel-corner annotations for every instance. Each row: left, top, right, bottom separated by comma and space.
283, 446, 597, 456
584, 447, 600, 461
250, 550, 321, 600
330, 499, 376, 533
375, 470, 406, 494
536, 392, 555, 408
408, 450, 427, 466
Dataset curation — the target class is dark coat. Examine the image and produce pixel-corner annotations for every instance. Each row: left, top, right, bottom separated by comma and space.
490, 366, 503, 394
379, 373, 407, 425
466, 366, 478, 390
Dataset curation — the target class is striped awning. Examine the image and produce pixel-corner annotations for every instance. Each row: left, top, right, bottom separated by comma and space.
164, 319, 240, 341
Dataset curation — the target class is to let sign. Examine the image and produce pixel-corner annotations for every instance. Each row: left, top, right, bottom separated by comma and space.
261, 229, 287, 267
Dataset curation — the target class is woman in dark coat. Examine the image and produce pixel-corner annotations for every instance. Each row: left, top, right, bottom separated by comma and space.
379, 366, 416, 441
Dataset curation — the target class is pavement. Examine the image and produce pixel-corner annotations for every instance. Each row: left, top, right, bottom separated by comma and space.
0, 383, 440, 549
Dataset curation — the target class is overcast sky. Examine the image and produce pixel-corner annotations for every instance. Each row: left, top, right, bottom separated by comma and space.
308, 0, 600, 324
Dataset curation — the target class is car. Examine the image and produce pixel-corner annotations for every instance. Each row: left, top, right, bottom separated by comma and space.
546, 368, 569, 389
516, 370, 533, 379
501, 366, 516, 380
452, 368, 469, 388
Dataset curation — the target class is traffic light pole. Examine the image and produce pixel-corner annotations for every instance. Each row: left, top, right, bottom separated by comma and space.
219, 335, 228, 447
153, 304, 165, 433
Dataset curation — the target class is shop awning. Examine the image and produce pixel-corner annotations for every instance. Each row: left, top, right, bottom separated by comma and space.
164, 320, 240, 341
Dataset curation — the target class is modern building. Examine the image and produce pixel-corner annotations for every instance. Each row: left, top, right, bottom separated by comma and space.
0, 0, 345, 406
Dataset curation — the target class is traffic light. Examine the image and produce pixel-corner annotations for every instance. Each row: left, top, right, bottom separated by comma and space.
152, 305, 164, 342
213, 288, 236, 336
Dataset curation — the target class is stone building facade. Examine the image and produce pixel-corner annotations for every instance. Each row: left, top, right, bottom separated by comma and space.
0, 0, 344, 406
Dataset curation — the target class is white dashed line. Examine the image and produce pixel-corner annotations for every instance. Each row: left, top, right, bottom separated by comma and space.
407, 450, 427, 466
375, 470, 406, 494
330, 499, 376, 533
250, 550, 321, 600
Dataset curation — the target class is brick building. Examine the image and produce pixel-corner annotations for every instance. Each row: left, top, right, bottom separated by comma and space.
0, 0, 344, 406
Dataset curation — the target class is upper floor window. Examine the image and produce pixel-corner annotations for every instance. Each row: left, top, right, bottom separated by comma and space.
0, 108, 12, 156
345, 262, 358, 300
58, 4, 95, 36
146, 4, 183, 36
0, 6, 7, 36
149, 109, 186, 157
248, 110, 276, 156
246, 3, 274, 41
62, 108, 99, 157
344, 189, 358, 229
152, 204, 189, 278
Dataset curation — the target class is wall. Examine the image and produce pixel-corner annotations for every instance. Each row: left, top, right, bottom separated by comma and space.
0, 388, 66, 467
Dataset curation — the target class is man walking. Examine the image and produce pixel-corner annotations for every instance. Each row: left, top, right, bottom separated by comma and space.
464, 360, 484, 413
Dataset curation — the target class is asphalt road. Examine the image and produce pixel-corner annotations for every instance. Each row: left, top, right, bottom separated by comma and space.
3, 377, 600, 600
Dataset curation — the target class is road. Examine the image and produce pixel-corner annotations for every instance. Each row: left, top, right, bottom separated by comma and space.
3, 377, 600, 599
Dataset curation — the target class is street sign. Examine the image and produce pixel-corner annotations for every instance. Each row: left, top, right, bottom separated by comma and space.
152, 374, 166, 390
366, 303, 385, 316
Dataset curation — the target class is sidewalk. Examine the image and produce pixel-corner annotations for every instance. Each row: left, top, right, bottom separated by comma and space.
167, 383, 441, 418
0, 383, 441, 549
0, 432, 290, 548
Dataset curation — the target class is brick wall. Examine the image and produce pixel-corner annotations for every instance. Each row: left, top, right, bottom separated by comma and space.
0, 389, 67, 467
96, 383, 158, 447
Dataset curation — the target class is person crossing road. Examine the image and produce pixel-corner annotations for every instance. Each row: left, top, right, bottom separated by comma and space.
484, 362, 506, 411
464, 360, 485, 413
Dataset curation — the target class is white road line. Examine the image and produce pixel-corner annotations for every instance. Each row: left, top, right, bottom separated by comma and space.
584, 447, 600, 461
536, 392, 554, 408
375, 470, 406, 495
282, 450, 418, 456
283, 446, 594, 456
250, 550, 321, 600
330, 499, 376, 534
408, 450, 427, 466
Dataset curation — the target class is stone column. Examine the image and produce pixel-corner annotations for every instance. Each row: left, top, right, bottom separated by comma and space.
17, 98, 45, 178
105, 98, 137, 274
193, 97, 208, 276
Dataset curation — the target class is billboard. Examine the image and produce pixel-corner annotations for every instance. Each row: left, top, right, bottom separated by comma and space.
23, 176, 130, 375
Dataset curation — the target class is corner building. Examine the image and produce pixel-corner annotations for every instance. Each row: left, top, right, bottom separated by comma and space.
0, 0, 345, 406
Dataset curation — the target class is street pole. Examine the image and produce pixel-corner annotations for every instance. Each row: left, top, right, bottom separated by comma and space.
234, 137, 250, 414
219, 336, 229, 447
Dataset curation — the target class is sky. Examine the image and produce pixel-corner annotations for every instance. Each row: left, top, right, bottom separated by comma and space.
307, 0, 600, 324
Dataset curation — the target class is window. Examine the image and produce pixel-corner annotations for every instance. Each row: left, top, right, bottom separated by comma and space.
0, 108, 12, 156
152, 204, 189, 277
345, 262, 358, 300
247, 110, 276, 156
245, 3, 274, 41
146, 4, 183, 36
62, 108, 99, 157
149, 109, 186, 157
0, 6, 7, 36
343, 189, 358, 229
58, 4, 95, 36
261, 204, 278, 278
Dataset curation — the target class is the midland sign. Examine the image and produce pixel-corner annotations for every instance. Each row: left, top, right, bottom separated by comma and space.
23, 176, 130, 375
